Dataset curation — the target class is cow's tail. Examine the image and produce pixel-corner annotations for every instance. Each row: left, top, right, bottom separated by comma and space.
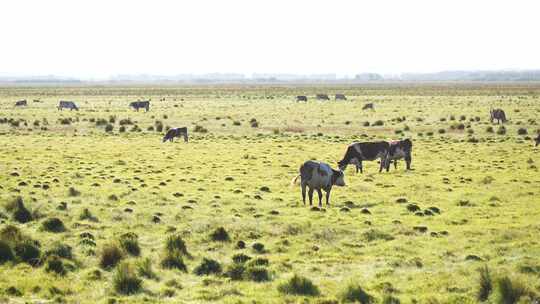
291, 175, 301, 187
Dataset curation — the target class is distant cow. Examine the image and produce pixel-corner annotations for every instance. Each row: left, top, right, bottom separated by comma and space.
335, 94, 347, 100
383, 139, 413, 171
292, 160, 345, 207
338, 141, 389, 173
362, 103, 374, 110
296, 95, 308, 102
535, 134, 540, 147
162, 127, 188, 143
316, 94, 330, 100
130, 101, 150, 112
58, 101, 78, 111
490, 108, 507, 124
15, 100, 27, 107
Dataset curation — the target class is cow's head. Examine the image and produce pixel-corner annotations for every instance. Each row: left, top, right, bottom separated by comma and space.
337, 160, 347, 171
331, 170, 346, 186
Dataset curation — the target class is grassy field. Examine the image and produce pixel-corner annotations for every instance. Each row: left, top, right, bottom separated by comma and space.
0, 84, 539, 303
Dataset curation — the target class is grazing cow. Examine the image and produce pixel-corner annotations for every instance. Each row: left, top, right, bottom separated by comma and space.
335, 94, 347, 100
296, 95, 308, 102
130, 100, 150, 112
338, 141, 389, 173
316, 94, 330, 100
490, 108, 507, 124
535, 134, 540, 147
58, 101, 78, 111
162, 127, 188, 143
15, 100, 27, 107
362, 103, 374, 110
384, 139, 413, 171
292, 160, 345, 207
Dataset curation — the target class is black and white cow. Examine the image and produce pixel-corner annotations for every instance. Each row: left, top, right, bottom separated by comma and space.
130, 101, 150, 112
335, 94, 347, 100
15, 100, 27, 107
316, 94, 330, 101
338, 141, 389, 173
162, 127, 188, 143
383, 139, 413, 171
58, 101, 78, 111
490, 108, 507, 124
292, 160, 345, 207
296, 95, 308, 102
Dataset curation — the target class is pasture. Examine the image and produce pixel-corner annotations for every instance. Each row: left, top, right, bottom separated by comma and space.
0, 84, 539, 303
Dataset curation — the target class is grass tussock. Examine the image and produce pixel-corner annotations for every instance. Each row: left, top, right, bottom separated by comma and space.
278, 274, 320, 296
100, 243, 124, 269
113, 262, 142, 295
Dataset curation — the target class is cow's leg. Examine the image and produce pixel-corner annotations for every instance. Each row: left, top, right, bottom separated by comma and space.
301, 182, 307, 205
405, 154, 412, 170
308, 188, 314, 206
184, 133, 188, 143
359, 160, 363, 173
394, 160, 398, 170
316, 189, 323, 207
325, 189, 331, 206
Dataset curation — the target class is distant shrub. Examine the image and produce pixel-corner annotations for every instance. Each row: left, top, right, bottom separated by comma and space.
7, 197, 32, 223
210, 227, 230, 242
165, 234, 189, 256
155, 121, 163, 132
194, 258, 222, 276
477, 265, 492, 301
45, 255, 66, 276
109, 115, 116, 124
136, 257, 157, 280
459, 115, 466, 121
486, 126, 494, 133
382, 295, 401, 304
105, 124, 114, 132
245, 266, 271, 282
248, 257, 269, 267
100, 243, 124, 269
496, 126, 506, 135
233, 121, 241, 126
160, 251, 187, 272
362, 229, 394, 242
68, 187, 81, 197
119, 118, 133, 125
518, 128, 527, 135
372, 120, 384, 126
41, 218, 66, 233
45, 242, 73, 260
119, 233, 140, 256
278, 274, 320, 296
119, 126, 126, 133
496, 276, 528, 304
232, 253, 252, 264
147, 126, 154, 131
14, 239, 41, 266
79, 208, 98, 222
450, 115, 456, 121
113, 262, 142, 295
467, 128, 474, 135
193, 125, 208, 133
225, 263, 245, 280
58, 118, 71, 125
0, 240, 14, 264
340, 283, 374, 303
252, 242, 265, 253
95, 118, 108, 126
363, 121, 370, 127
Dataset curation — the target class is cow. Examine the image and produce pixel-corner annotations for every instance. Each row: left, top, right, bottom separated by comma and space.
58, 101, 78, 111
162, 127, 188, 143
130, 101, 150, 112
15, 100, 27, 107
292, 160, 345, 207
535, 134, 540, 147
316, 94, 330, 100
338, 141, 389, 173
383, 139, 413, 171
296, 95, 308, 102
362, 103, 374, 110
335, 94, 347, 100
490, 108, 507, 124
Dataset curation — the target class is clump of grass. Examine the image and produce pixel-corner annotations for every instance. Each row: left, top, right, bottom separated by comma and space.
160, 250, 187, 272
517, 128, 527, 135
79, 208, 98, 222
210, 227, 230, 242
112, 262, 142, 295
45, 256, 67, 276
193, 258, 222, 276
233, 121, 241, 126
245, 266, 271, 282
193, 125, 208, 133
477, 265, 492, 301
41, 217, 66, 233
105, 124, 114, 132
496, 126, 506, 135
486, 126, 494, 133
232, 253, 251, 264
252, 242, 265, 253
68, 187, 81, 197
225, 263, 246, 280
362, 229, 395, 242
495, 276, 529, 304
136, 257, 157, 280
372, 120, 384, 126
0, 240, 15, 264
278, 274, 320, 296
165, 234, 189, 256
382, 295, 401, 304
45, 242, 73, 260
14, 239, 41, 266
119, 233, 140, 256
340, 283, 374, 303
100, 243, 124, 269
6, 197, 32, 223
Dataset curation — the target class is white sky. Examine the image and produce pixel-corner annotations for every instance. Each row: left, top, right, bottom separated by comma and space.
1, 0, 539, 78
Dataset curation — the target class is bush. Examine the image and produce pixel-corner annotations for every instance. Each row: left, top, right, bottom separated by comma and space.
225, 264, 245, 280
278, 274, 319, 296
113, 262, 142, 295
119, 118, 133, 125
496, 276, 528, 304
137, 257, 157, 280
0, 240, 14, 264
41, 218, 66, 233
438, 128, 446, 134
252, 242, 265, 253
119, 126, 126, 133
518, 128, 527, 135
68, 187, 81, 197
232, 253, 251, 264
382, 295, 401, 304
477, 265, 492, 301
193, 258, 222, 276
7, 197, 32, 223
160, 251, 187, 272
45, 256, 67, 276
193, 125, 208, 133
233, 121, 241, 126
45, 243, 73, 259
486, 126, 494, 133
497, 126, 506, 135
100, 244, 124, 269
340, 283, 374, 303
105, 124, 114, 132
245, 266, 271, 282
14, 239, 41, 266
210, 227, 230, 242
248, 257, 269, 267
119, 233, 140, 256
79, 208, 98, 222
372, 120, 384, 126
165, 234, 189, 256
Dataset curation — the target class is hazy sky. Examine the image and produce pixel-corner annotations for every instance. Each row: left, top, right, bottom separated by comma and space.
2, 0, 539, 78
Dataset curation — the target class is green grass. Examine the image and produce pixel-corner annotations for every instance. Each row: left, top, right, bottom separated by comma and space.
0, 84, 539, 302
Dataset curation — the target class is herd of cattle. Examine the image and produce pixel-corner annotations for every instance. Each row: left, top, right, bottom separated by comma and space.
9, 98, 540, 208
